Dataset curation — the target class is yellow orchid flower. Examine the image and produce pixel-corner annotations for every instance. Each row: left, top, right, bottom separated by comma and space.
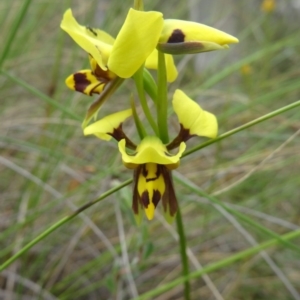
61, 8, 178, 96
158, 19, 239, 54
84, 89, 218, 223
118, 136, 186, 223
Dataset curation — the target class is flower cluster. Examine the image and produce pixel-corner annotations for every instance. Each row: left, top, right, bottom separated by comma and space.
61, 3, 238, 223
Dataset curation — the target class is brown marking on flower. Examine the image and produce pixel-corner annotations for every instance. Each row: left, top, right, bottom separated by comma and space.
146, 166, 160, 182
180, 125, 193, 141
167, 124, 192, 150
110, 125, 137, 150
73, 73, 91, 94
93, 65, 113, 82
141, 191, 150, 208
90, 82, 105, 95
162, 167, 178, 216
146, 177, 157, 182
142, 164, 162, 182
168, 29, 185, 43
156, 164, 162, 179
132, 169, 140, 215
88, 54, 115, 83
152, 190, 161, 207
141, 164, 148, 178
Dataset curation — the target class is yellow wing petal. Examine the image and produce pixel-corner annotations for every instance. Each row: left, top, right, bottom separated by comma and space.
83, 109, 132, 141
108, 9, 163, 78
85, 27, 115, 45
61, 9, 113, 70
172, 89, 218, 138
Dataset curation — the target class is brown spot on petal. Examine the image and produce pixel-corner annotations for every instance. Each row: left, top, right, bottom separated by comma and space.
141, 191, 150, 208
162, 167, 178, 216
132, 169, 140, 215
168, 29, 185, 43
156, 165, 162, 177
73, 73, 91, 94
152, 190, 161, 207
93, 65, 113, 82
142, 165, 148, 178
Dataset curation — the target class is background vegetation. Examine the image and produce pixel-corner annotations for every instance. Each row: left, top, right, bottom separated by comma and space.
1, 0, 300, 299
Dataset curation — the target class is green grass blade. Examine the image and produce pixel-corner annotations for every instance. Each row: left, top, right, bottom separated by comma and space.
135, 229, 300, 300
1, 69, 81, 121
0, 179, 132, 271
0, 0, 32, 68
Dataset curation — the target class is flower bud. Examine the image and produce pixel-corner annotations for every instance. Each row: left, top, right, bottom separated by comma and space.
158, 19, 238, 54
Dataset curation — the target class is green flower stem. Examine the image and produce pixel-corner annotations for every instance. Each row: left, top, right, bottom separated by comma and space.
176, 207, 190, 300
133, 67, 159, 135
183, 99, 300, 157
143, 69, 158, 103
0, 179, 132, 272
135, 229, 300, 300
157, 51, 169, 143
0, 0, 32, 69
134, 0, 144, 10
154, 47, 191, 298
130, 95, 147, 139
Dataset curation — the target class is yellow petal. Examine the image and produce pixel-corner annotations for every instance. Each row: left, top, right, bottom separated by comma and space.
61, 9, 113, 70
65, 70, 105, 95
137, 163, 166, 221
172, 89, 218, 138
159, 19, 238, 52
108, 9, 163, 78
118, 136, 186, 167
144, 202, 155, 220
85, 28, 115, 46
83, 109, 132, 141
145, 49, 178, 82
